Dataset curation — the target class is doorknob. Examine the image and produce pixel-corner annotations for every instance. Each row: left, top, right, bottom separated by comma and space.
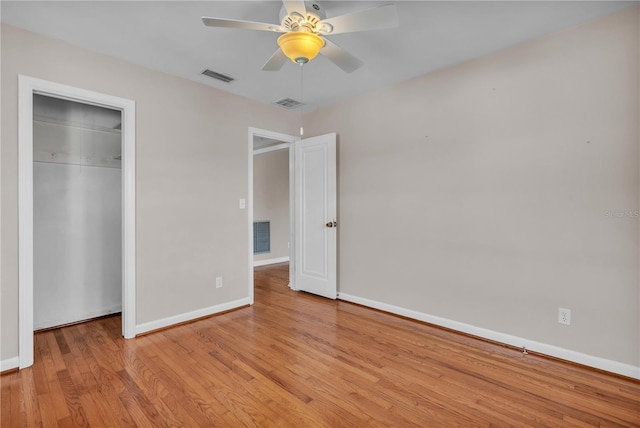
326, 220, 337, 228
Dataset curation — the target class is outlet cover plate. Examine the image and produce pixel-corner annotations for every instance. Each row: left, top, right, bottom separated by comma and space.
558, 308, 571, 325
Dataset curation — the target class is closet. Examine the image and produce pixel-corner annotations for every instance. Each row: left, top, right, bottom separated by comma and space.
33, 94, 122, 330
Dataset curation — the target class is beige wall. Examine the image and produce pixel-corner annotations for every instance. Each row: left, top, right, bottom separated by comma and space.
253, 150, 290, 263
1, 24, 297, 361
306, 9, 640, 366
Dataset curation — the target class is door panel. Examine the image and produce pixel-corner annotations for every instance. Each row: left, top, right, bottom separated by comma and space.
294, 133, 337, 299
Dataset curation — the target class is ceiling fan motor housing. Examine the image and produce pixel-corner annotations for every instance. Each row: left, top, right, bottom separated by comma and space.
279, 2, 327, 33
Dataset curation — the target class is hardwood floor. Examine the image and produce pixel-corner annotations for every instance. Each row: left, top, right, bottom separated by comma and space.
2, 263, 639, 427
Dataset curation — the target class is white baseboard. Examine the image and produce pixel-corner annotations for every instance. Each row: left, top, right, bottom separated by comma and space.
253, 256, 289, 267
135, 298, 251, 336
337, 292, 640, 380
1, 357, 19, 372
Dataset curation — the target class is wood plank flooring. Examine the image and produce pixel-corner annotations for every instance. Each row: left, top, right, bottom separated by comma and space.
2, 263, 639, 427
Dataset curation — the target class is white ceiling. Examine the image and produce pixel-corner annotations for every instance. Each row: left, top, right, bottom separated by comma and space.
2, 1, 635, 112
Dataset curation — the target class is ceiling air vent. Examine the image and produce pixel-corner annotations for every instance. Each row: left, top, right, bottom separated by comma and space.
273, 98, 303, 109
201, 69, 235, 83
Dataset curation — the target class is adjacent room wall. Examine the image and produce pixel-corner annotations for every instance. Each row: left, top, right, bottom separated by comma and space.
1, 23, 298, 362
306, 8, 640, 369
253, 149, 290, 264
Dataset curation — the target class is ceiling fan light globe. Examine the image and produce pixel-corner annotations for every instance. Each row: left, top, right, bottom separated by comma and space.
277, 32, 324, 64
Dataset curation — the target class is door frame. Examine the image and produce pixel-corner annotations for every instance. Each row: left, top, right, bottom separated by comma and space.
18, 75, 137, 369
247, 127, 298, 304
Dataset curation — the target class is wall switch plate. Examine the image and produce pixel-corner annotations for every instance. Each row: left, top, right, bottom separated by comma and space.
558, 308, 571, 325
239, 198, 246, 209
216, 276, 223, 288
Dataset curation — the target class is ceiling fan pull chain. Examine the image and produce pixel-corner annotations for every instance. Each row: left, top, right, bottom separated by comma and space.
300, 62, 304, 136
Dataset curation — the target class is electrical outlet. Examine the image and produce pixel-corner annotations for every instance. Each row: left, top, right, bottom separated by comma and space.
558, 308, 571, 325
216, 276, 223, 288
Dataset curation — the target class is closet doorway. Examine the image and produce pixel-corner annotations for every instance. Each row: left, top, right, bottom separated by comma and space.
33, 94, 123, 330
18, 76, 136, 369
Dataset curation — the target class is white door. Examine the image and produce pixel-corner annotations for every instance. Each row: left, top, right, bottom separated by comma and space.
294, 133, 337, 299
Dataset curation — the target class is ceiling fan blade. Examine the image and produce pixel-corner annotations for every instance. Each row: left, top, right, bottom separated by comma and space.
201, 17, 284, 32
282, 0, 307, 18
320, 38, 363, 73
317, 4, 399, 35
262, 49, 288, 71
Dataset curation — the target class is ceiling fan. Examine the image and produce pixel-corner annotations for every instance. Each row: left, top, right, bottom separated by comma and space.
202, 1, 399, 73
